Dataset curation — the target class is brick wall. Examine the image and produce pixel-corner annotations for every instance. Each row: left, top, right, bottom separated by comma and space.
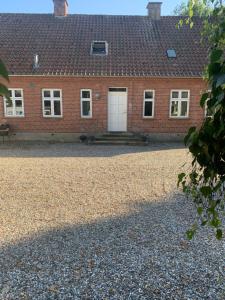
0, 76, 206, 134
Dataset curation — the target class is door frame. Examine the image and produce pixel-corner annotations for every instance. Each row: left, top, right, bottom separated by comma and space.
107, 87, 128, 132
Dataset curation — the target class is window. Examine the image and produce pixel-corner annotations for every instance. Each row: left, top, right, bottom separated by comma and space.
81, 89, 92, 118
4, 89, 24, 117
109, 88, 127, 92
170, 90, 190, 118
167, 49, 177, 58
91, 41, 108, 55
42, 89, 62, 117
143, 90, 155, 118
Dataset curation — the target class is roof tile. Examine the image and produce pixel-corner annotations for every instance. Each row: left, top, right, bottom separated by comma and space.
0, 14, 207, 77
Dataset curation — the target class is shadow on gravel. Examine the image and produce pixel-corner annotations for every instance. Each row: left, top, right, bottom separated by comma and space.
0, 196, 224, 299
0, 142, 185, 158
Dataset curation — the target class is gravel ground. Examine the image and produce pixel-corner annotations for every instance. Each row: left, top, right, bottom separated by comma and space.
0, 142, 224, 300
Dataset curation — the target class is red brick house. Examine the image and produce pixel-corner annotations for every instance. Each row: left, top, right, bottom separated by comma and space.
0, 0, 208, 141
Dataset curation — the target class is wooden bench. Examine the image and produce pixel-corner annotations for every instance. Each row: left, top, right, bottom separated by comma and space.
0, 124, 10, 143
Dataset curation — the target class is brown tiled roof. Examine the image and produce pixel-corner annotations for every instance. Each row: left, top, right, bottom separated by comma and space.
0, 13, 207, 77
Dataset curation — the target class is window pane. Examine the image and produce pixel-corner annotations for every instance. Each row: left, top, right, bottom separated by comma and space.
172, 91, 179, 99
171, 101, 178, 116
6, 99, 13, 108
54, 101, 61, 116
15, 90, 22, 97
44, 91, 51, 98
82, 91, 91, 99
6, 107, 13, 116
15, 108, 24, 116
181, 91, 189, 99
82, 100, 91, 116
54, 91, 61, 98
92, 42, 106, 55
144, 101, 153, 117
44, 100, 51, 115
15, 100, 22, 107
5, 98, 13, 116
167, 49, 176, 58
145, 91, 153, 99
15, 100, 24, 116
9, 90, 12, 98
181, 101, 188, 116
109, 88, 127, 92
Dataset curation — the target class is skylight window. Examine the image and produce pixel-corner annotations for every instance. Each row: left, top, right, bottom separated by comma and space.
91, 41, 108, 55
167, 49, 177, 58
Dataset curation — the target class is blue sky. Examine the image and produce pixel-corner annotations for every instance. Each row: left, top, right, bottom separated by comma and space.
1, 0, 184, 15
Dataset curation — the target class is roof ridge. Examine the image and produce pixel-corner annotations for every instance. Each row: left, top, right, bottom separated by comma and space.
0, 13, 201, 18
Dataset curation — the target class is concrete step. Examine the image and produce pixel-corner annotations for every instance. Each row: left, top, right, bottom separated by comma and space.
91, 133, 148, 146
102, 133, 134, 137
95, 136, 141, 141
93, 140, 147, 146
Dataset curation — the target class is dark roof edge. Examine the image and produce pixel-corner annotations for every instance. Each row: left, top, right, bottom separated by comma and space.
9, 74, 203, 79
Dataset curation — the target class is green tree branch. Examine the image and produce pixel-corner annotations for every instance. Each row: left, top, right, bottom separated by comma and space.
178, 0, 225, 240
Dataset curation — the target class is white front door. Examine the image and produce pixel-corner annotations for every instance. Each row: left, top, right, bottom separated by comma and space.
108, 90, 127, 132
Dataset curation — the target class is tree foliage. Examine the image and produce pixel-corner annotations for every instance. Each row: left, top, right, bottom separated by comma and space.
174, 0, 212, 17
178, 0, 225, 240
0, 59, 9, 99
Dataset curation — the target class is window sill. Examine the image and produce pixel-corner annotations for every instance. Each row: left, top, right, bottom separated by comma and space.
169, 117, 189, 120
143, 116, 154, 119
4, 115, 25, 118
43, 116, 63, 119
81, 117, 93, 119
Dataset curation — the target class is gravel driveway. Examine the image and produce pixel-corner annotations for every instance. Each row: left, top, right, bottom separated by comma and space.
0, 142, 224, 300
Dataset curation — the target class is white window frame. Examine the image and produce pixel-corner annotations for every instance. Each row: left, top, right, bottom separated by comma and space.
4, 88, 25, 118
169, 90, 190, 118
42, 89, 63, 118
80, 89, 92, 118
143, 90, 155, 118
91, 41, 108, 56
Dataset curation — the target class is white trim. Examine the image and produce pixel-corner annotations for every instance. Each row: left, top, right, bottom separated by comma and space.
42, 89, 63, 118
143, 90, 155, 118
4, 88, 25, 118
169, 90, 190, 118
80, 89, 92, 118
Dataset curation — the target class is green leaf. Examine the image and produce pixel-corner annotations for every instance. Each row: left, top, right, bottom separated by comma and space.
216, 229, 223, 240
0, 83, 10, 99
177, 19, 183, 29
184, 126, 196, 145
210, 216, 221, 228
200, 92, 209, 108
186, 229, 195, 240
0, 59, 9, 81
178, 173, 186, 187
200, 186, 212, 197
197, 207, 203, 215
210, 49, 223, 63
216, 74, 225, 88
201, 220, 208, 226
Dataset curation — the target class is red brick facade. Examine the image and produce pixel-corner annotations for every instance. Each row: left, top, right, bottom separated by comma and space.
0, 76, 206, 135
